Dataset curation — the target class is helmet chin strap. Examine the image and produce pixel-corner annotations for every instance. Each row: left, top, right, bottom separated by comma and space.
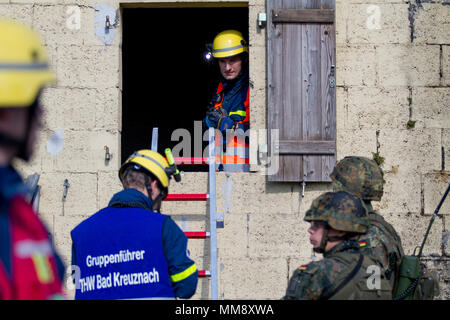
314, 226, 349, 254
144, 175, 156, 210
152, 196, 162, 213
314, 227, 329, 254
144, 175, 166, 213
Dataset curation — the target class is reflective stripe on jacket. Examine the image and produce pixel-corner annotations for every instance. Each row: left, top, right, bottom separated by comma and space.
213, 77, 250, 131
214, 130, 249, 172
71, 189, 198, 299
72, 207, 175, 300
0, 195, 65, 300
207, 72, 250, 171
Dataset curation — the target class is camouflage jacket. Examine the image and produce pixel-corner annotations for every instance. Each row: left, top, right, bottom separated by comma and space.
357, 207, 404, 291
283, 240, 392, 300
283, 240, 362, 300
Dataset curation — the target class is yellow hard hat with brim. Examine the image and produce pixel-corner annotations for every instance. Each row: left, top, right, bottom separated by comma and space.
212, 30, 248, 59
0, 19, 56, 107
119, 149, 170, 189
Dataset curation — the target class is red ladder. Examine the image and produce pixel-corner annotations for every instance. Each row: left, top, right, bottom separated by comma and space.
163, 171, 211, 279
154, 128, 220, 299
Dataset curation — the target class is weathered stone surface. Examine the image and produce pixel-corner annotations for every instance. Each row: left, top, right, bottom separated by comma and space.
443, 45, 450, 86
97, 170, 122, 208
32, 5, 86, 47
443, 129, 450, 172
336, 45, 377, 86
40, 129, 119, 173
41, 87, 120, 131
219, 256, 287, 299
56, 45, 119, 88
347, 87, 410, 130
337, 129, 378, 160
382, 213, 443, 256
413, 3, 450, 44
0, 4, 33, 25
378, 169, 422, 214
347, 3, 410, 44
423, 172, 450, 215
413, 88, 450, 129
248, 212, 309, 258
376, 45, 441, 87
378, 128, 441, 173
38, 172, 98, 217
336, 86, 348, 132
217, 212, 248, 259
335, 1, 347, 45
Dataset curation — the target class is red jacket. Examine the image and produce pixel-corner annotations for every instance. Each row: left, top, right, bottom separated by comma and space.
0, 167, 65, 300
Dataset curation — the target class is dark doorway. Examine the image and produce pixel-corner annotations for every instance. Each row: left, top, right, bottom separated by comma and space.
121, 6, 248, 171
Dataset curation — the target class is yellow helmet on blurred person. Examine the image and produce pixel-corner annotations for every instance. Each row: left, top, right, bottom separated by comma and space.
0, 19, 56, 108
211, 30, 248, 59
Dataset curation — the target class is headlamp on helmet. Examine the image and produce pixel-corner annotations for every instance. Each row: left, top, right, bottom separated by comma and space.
203, 43, 213, 63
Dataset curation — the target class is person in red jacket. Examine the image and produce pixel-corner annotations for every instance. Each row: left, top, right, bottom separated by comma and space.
0, 19, 66, 299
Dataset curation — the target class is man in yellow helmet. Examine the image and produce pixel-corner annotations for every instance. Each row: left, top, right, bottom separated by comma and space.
204, 30, 250, 171
71, 150, 198, 299
0, 19, 66, 299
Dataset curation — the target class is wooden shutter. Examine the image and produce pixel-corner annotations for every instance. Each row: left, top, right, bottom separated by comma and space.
267, 0, 336, 182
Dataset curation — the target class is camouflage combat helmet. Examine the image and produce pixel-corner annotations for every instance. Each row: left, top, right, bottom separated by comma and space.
330, 156, 385, 201
304, 191, 369, 234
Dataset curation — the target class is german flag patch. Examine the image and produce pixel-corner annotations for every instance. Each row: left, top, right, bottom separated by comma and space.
359, 241, 367, 247
298, 265, 308, 271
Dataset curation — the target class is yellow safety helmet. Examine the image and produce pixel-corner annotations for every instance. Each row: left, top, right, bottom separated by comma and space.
212, 30, 248, 59
119, 149, 170, 189
0, 19, 56, 108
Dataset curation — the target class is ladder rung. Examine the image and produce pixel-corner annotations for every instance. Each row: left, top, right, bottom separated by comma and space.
174, 157, 209, 165
185, 231, 210, 239
198, 270, 211, 277
165, 194, 208, 201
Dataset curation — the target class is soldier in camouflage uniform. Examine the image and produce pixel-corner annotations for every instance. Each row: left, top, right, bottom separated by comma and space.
330, 156, 404, 294
283, 191, 392, 300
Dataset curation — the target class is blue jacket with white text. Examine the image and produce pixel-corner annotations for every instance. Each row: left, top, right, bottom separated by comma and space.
71, 188, 198, 300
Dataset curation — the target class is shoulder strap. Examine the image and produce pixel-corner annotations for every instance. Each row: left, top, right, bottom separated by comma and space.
369, 212, 402, 244
216, 82, 223, 94
369, 212, 404, 257
320, 254, 364, 300
214, 82, 224, 109
239, 87, 250, 125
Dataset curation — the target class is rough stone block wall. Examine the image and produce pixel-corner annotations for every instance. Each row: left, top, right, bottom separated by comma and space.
2, 0, 449, 300
335, 0, 450, 300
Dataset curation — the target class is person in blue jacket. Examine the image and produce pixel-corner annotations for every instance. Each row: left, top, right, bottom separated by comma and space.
204, 30, 250, 134
204, 30, 250, 172
71, 149, 198, 299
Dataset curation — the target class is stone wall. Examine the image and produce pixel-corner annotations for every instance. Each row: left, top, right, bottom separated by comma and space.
335, 0, 450, 299
2, 0, 449, 299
